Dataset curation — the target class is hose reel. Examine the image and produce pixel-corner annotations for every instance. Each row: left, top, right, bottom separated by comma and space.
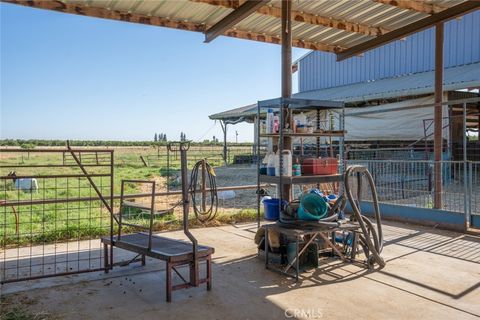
189, 159, 218, 223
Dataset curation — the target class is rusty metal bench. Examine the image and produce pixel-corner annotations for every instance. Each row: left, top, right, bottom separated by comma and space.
101, 232, 213, 302
102, 143, 216, 302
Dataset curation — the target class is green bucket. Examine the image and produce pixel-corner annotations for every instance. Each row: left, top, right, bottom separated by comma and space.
297, 193, 328, 221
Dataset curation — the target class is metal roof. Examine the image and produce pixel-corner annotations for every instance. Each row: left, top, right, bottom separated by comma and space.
209, 103, 257, 122
298, 10, 480, 91
296, 61, 480, 102
5, 0, 472, 54
209, 62, 480, 121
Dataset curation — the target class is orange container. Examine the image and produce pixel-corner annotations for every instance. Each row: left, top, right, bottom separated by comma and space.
301, 158, 339, 175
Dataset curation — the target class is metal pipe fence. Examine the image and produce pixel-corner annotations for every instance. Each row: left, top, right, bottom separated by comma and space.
0, 149, 114, 283
2, 147, 478, 284
346, 160, 480, 218
131, 144, 257, 169
1, 148, 271, 284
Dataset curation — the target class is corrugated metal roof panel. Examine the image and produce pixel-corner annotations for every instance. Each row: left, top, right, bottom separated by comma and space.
299, 10, 480, 92
48, 0, 471, 54
211, 62, 480, 121
296, 62, 480, 103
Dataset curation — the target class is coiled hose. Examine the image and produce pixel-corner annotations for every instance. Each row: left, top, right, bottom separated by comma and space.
345, 165, 385, 268
189, 159, 218, 223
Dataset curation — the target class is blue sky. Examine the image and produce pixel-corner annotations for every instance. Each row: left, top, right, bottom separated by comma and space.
0, 3, 308, 142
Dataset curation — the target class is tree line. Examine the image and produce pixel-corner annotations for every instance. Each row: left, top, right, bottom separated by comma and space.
0, 139, 252, 147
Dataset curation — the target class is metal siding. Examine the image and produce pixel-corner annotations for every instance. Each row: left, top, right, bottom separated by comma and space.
299, 10, 480, 91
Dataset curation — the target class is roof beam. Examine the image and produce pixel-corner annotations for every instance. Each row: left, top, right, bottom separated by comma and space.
337, 1, 480, 61
3, 0, 343, 53
373, 0, 447, 15
205, 0, 268, 42
193, 0, 390, 36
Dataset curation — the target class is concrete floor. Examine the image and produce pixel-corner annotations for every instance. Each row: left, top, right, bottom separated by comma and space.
1, 221, 479, 320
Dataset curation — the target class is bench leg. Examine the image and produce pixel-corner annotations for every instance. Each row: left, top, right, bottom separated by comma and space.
103, 243, 109, 273
206, 255, 212, 291
166, 261, 172, 302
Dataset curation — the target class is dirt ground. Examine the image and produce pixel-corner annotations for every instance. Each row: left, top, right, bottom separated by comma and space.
1, 220, 479, 320
136, 164, 262, 216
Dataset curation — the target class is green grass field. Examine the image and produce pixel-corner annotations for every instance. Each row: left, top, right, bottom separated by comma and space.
0, 145, 258, 247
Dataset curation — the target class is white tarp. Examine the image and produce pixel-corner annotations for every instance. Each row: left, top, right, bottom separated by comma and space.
340, 96, 450, 141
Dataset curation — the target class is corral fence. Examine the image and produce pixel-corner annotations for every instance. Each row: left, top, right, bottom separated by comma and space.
138, 144, 257, 168
0, 148, 267, 284
0, 148, 114, 284
346, 160, 480, 228
2, 148, 478, 285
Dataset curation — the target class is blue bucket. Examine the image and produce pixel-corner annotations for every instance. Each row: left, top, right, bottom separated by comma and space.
263, 198, 286, 220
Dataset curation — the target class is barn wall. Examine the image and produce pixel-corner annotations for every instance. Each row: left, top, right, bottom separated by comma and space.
298, 11, 480, 92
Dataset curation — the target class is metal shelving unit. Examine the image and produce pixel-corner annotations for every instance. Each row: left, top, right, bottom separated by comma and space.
255, 98, 346, 226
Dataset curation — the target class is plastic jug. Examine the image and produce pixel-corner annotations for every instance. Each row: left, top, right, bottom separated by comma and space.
266, 109, 274, 134
296, 112, 307, 126
282, 150, 292, 176
274, 150, 292, 176
266, 152, 276, 176
273, 115, 279, 133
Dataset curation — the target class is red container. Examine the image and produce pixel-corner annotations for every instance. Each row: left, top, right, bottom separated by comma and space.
302, 158, 339, 175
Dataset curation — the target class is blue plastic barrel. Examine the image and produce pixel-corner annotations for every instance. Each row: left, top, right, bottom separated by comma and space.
263, 198, 286, 220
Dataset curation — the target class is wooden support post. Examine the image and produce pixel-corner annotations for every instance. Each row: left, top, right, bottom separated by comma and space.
281, 0, 292, 202
220, 121, 228, 164
434, 22, 444, 209
281, 0, 292, 100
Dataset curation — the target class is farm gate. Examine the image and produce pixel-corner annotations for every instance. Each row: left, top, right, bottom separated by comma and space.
0, 149, 114, 283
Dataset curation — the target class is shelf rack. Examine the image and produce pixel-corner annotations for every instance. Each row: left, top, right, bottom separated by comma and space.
255, 97, 346, 226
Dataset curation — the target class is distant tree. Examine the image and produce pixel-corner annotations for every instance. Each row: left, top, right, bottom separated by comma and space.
163, 134, 167, 142
20, 143, 35, 149
20, 142, 35, 159
154, 133, 158, 142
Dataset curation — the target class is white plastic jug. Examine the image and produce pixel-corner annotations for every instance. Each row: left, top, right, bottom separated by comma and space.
266, 152, 276, 176
296, 112, 307, 126
281, 150, 292, 176
275, 150, 292, 176
266, 109, 274, 134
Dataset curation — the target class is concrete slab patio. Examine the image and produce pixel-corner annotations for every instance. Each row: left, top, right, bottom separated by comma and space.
1, 221, 479, 320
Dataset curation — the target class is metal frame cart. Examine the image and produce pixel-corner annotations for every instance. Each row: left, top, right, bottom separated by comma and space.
263, 222, 359, 281
255, 97, 346, 223
256, 98, 368, 281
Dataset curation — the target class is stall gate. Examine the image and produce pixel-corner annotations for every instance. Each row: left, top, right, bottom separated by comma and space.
0, 149, 113, 283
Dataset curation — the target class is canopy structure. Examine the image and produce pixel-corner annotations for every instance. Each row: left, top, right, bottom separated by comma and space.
4, 0, 478, 57
4, 0, 479, 212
